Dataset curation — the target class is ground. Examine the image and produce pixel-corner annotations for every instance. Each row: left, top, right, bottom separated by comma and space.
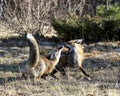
0, 32, 120, 96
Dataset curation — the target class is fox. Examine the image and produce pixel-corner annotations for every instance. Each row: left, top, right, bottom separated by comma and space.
19, 33, 64, 79
48, 39, 90, 79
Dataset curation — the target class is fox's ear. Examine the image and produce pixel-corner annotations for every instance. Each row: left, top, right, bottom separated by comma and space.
74, 39, 83, 44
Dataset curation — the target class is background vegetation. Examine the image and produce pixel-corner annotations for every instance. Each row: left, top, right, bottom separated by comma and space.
51, 1, 120, 42
0, 0, 120, 42
0, 1, 120, 96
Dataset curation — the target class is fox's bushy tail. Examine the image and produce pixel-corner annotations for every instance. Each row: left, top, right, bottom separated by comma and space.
26, 33, 39, 68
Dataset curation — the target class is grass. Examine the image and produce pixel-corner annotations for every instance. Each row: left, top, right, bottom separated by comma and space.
0, 37, 119, 96
0, 25, 120, 96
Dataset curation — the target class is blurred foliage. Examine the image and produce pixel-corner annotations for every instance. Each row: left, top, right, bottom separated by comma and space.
1, 1, 120, 42
51, 14, 120, 42
51, 3, 120, 42
97, 3, 120, 19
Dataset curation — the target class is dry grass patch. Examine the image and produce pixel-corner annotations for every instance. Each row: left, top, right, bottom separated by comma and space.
0, 40, 119, 96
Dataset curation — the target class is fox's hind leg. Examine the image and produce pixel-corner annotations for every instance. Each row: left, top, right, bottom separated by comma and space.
78, 65, 91, 80
79, 67, 89, 77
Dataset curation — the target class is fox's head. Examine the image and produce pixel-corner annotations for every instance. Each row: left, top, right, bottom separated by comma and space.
64, 39, 84, 53
69, 39, 83, 44
64, 39, 82, 46
48, 39, 83, 59
49, 46, 64, 59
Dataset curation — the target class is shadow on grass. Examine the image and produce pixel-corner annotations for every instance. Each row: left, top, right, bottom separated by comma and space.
0, 77, 21, 85
83, 58, 120, 89
0, 75, 44, 86
84, 42, 120, 52
83, 58, 120, 70
0, 64, 19, 73
0, 75, 34, 85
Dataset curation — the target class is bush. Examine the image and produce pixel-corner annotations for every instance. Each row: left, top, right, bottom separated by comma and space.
102, 18, 120, 40
51, 15, 120, 42
51, 17, 80, 41
97, 3, 120, 19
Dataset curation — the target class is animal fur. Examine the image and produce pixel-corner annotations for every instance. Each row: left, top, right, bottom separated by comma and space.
48, 39, 90, 78
19, 33, 64, 79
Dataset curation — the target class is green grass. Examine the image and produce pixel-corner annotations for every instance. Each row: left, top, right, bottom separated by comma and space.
97, 3, 120, 19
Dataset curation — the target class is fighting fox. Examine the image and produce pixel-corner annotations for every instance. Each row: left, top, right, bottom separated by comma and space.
48, 39, 90, 79
19, 33, 64, 79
